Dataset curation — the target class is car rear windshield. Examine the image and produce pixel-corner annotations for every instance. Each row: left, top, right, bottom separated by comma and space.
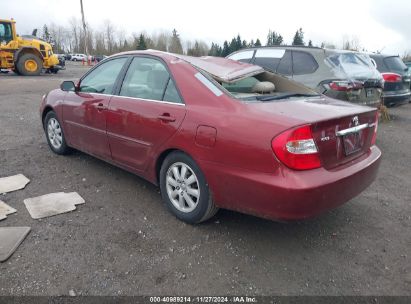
325, 52, 381, 81
383, 56, 407, 72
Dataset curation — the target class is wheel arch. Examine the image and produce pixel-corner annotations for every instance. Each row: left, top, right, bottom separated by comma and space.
41, 106, 55, 127
15, 47, 43, 63
154, 148, 194, 185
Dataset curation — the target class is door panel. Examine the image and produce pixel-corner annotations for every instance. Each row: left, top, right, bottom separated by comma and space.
106, 56, 186, 171
63, 92, 112, 158
107, 98, 186, 171
62, 57, 128, 158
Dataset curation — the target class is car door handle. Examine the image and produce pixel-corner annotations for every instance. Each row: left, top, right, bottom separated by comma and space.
96, 103, 107, 111
158, 114, 176, 122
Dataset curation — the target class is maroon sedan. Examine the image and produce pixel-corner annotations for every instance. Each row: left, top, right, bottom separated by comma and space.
40, 50, 381, 223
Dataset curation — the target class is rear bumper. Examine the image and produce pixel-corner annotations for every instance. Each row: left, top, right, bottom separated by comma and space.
201, 146, 381, 221
383, 91, 411, 107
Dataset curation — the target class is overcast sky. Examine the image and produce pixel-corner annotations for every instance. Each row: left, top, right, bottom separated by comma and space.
4, 0, 411, 55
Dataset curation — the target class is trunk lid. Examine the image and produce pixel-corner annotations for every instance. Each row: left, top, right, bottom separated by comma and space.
310, 110, 376, 169
172, 54, 265, 83
249, 96, 377, 170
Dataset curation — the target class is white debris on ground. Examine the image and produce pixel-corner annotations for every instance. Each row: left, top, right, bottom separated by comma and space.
0, 227, 31, 262
23, 192, 85, 219
0, 200, 17, 221
0, 174, 30, 194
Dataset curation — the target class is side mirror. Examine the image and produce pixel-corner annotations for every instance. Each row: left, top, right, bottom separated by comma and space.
60, 81, 76, 92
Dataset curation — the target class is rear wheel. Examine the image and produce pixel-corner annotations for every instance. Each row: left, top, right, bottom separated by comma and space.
160, 152, 218, 224
44, 111, 71, 155
17, 53, 42, 76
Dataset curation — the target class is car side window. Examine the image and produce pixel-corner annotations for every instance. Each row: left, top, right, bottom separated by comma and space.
79, 57, 127, 94
163, 78, 183, 103
228, 50, 254, 63
253, 57, 281, 72
276, 50, 292, 76
292, 51, 319, 75
120, 57, 181, 103
253, 49, 285, 72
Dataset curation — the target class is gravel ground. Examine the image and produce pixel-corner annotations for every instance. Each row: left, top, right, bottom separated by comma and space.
0, 63, 410, 296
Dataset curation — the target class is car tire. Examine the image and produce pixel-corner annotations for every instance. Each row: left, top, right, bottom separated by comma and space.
160, 151, 218, 224
44, 111, 71, 155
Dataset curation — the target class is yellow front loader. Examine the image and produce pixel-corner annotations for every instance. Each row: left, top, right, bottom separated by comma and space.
0, 19, 60, 75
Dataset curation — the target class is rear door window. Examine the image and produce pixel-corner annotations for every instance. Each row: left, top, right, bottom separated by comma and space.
253, 49, 285, 72
228, 50, 254, 63
292, 51, 319, 75
276, 50, 292, 76
120, 56, 182, 103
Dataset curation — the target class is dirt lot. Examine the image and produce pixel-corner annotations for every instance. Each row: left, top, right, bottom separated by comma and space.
0, 62, 410, 296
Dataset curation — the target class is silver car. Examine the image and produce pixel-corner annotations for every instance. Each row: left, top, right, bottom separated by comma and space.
227, 46, 383, 107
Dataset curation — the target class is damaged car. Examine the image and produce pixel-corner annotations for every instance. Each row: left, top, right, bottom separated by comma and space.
40, 50, 381, 224
228, 46, 384, 108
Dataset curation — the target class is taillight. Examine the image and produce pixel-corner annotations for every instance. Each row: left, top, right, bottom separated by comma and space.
382, 73, 402, 83
272, 125, 321, 170
329, 81, 364, 91
371, 111, 379, 146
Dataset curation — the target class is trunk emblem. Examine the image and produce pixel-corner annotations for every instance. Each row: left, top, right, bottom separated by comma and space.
352, 116, 359, 126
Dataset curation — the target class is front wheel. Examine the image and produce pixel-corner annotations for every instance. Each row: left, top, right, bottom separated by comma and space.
44, 111, 71, 155
16, 53, 42, 76
160, 152, 218, 224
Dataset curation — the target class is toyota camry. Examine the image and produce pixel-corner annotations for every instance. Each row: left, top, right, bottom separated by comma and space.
40, 50, 381, 224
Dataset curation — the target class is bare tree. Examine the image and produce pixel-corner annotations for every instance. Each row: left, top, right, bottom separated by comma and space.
103, 20, 116, 54
342, 35, 361, 51
68, 17, 81, 52
80, 0, 89, 56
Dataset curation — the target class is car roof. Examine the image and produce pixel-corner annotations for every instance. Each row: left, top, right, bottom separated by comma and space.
368, 53, 401, 59
114, 50, 265, 83
228, 46, 372, 61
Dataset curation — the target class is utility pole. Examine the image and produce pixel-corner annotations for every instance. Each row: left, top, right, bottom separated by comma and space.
80, 0, 89, 63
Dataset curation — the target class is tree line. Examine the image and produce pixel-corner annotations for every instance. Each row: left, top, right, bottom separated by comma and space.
39, 19, 363, 57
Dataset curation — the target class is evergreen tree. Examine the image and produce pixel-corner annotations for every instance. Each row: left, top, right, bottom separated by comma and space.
308, 40, 313, 47
137, 33, 147, 50
249, 39, 255, 47
169, 29, 183, 54
123, 39, 129, 51
42, 24, 50, 42
229, 37, 237, 53
266, 30, 283, 46
292, 28, 305, 46
255, 38, 262, 47
208, 43, 215, 56
236, 34, 242, 50
221, 41, 230, 57
208, 42, 222, 56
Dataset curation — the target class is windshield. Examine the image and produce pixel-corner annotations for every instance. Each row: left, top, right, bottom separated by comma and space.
325, 52, 382, 81
384, 56, 408, 72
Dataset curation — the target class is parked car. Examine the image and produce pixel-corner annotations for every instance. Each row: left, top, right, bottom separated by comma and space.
56, 54, 65, 67
94, 55, 108, 62
64, 54, 72, 61
369, 54, 411, 106
71, 54, 87, 61
40, 51, 381, 224
227, 46, 383, 107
